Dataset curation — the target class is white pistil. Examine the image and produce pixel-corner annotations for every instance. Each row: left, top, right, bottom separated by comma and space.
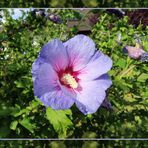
61, 73, 78, 89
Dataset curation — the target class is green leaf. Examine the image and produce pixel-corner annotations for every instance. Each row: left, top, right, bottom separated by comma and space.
137, 73, 148, 82
116, 59, 126, 68
0, 105, 19, 117
10, 121, 18, 130
19, 117, 36, 133
46, 108, 73, 137
135, 116, 142, 125
11, 100, 41, 117
14, 80, 24, 88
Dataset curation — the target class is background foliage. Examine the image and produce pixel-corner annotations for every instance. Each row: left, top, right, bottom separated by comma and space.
0, 9, 148, 147
0, 0, 148, 8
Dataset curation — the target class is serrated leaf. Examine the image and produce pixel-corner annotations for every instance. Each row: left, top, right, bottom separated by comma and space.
46, 108, 73, 138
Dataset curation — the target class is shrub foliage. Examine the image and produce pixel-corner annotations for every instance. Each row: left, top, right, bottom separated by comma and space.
0, 9, 148, 147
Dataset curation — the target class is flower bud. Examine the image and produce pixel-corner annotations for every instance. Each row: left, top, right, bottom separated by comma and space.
123, 45, 145, 59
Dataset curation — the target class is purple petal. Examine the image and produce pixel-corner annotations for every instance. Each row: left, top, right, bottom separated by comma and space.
39, 39, 69, 71
40, 90, 74, 110
32, 58, 59, 98
64, 34, 96, 71
75, 81, 106, 114
78, 51, 112, 81
32, 57, 44, 82
96, 74, 112, 90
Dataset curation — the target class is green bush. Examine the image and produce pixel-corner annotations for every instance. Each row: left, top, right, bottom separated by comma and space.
0, 9, 148, 147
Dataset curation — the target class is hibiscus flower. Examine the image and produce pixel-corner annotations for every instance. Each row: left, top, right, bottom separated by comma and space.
32, 35, 112, 114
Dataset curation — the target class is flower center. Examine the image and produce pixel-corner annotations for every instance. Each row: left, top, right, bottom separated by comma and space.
61, 73, 78, 89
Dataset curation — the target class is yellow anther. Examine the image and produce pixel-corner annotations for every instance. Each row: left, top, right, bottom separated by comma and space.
61, 73, 78, 89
